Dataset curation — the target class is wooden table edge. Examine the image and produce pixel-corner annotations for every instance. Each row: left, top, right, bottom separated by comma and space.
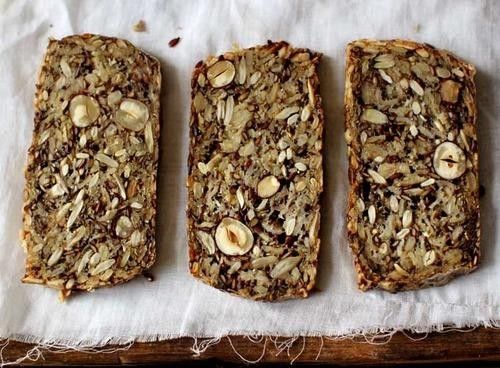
2, 327, 500, 365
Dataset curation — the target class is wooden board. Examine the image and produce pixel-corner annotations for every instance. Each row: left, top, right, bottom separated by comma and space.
2, 328, 500, 365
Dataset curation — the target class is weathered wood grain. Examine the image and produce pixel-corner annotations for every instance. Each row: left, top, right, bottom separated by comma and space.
2, 328, 500, 365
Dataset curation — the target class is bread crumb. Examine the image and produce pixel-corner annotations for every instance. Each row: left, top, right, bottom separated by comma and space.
133, 20, 146, 32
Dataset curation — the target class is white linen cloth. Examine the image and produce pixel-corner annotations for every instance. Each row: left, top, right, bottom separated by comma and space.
0, 0, 498, 347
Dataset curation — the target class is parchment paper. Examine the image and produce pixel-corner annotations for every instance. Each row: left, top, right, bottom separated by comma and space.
0, 0, 498, 347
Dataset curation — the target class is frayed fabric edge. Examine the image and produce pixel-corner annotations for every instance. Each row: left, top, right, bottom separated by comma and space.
1, 320, 500, 366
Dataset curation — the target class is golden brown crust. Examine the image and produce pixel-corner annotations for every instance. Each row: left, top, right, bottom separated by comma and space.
344, 39, 479, 292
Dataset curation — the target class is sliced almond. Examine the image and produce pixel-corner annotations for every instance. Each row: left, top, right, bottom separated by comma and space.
368, 205, 376, 224
309, 211, 320, 243
275, 106, 300, 120
415, 48, 429, 58
399, 78, 409, 89
396, 228, 410, 240
423, 250, 436, 266
237, 56, 247, 84
389, 195, 399, 212
284, 217, 296, 236
60, 58, 72, 78
436, 67, 451, 79
91, 259, 115, 276
301, 105, 312, 122
48, 182, 66, 198
409, 80, 424, 96
144, 121, 154, 153
252, 256, 278, 269
411, 101, 421, 115
47, 248, 63, 267
270, 256, 302, 279
361, 108, 388, 124
360, 131, 368, 144
295, 180, 307, 192
257, 175, 280, 198
215, 217, 254, 256
115, 99, 149, 131
207, 60, 235, 88
295, 162, 307, 172
378, 69, 393, 84
307, 79, 315, 106
374, 54, 395, 69
433, 142, 466, 180
66, 200, 83, 229
357, 198, 365, 212
95, 153, 119, 168
409, 125, 419, 137
249, 71, 261, 85
236, 187, 245, 208
196, 231, 215, 255
224, 95, 234, 124
394, 263, 409, 275
420, 178, 436, 187
69, 95, 100, 127
402, 210, 413, 228
368, 169, 387, 184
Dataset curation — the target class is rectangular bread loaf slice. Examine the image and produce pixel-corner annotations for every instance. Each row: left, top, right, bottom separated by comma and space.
344, 39, 480, 292
187, 41, 323, 301
21, 34, 161, 300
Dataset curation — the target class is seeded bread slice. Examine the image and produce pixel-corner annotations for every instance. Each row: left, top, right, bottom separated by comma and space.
344, 39, 480, 292
21, 34, 161, 300
187, 41, 324, 301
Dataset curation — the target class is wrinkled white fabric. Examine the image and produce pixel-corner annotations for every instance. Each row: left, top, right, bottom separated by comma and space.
0, 0, 498, 346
